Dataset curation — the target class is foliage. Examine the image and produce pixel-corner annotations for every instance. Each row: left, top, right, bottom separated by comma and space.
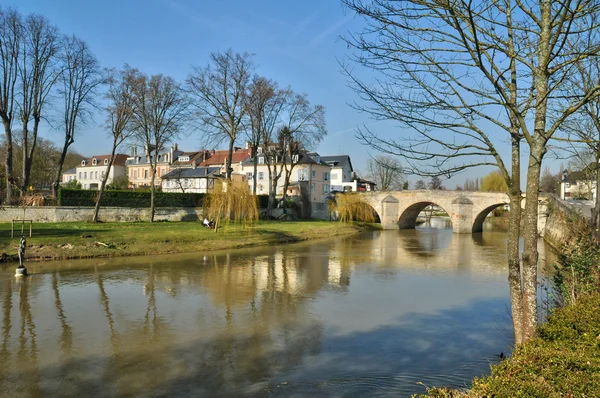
366, 155, 405, 190
428, 176, 444, 190
58, 188, 204, 208
419, 294, 600, 397
203, 181, 258, 228
540, 167, 560, 194
63, 179, 82, 190
480, 170, 508, 193
330, 193, 377, 223
415, 180, 426, 190
106, 175, 129, 190
553, 219, 600, 306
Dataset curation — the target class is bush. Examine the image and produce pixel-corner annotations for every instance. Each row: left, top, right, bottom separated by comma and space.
58, 188, 204, 208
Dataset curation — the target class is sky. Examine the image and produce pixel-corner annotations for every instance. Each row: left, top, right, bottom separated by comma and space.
8, 0, 564, 188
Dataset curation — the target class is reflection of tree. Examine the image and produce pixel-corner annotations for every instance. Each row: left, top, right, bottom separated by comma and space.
17, 278, 41, 395
52, 272, 73, 355
0, 279, 12, 386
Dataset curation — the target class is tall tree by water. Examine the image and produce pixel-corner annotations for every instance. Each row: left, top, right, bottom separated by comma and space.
53, 35, 101, 197
18, 13, 60, 194
129, 69, 188, 222
92, 67, 136, 223
187, 49, 254, 181
343, 0, 600, 344
0, 8, 21, 203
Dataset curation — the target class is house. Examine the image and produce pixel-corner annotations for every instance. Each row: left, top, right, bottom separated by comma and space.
61, 168, 77, 184
561, 169, 597, 201
126, 144, 183, 188
73, 154, 129, 189
241, 150, 331, 204
161, 166, 222, 193
321, 155, 376, 192
198, 145, 252, 176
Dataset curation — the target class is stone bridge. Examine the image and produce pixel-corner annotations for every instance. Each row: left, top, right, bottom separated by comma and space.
358, 190, 517, 233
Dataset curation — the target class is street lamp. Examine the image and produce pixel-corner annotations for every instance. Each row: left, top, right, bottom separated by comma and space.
562, 169, 568, 200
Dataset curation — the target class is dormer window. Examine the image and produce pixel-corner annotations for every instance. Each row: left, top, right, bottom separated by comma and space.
178, 156, 190, 162
292, 154, 299, 163
104, 159, 109, 165
257, 147, 263, 155
92, 158, 97, 165
259, 156, 264, 164
81, 160, 86, 166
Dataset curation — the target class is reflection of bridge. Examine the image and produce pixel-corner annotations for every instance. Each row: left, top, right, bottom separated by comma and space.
359, 190, 512, 233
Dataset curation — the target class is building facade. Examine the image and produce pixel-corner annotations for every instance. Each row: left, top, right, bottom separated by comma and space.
161, 166, 221, 193
73, 154, 129, 189
126, 144, 183, 188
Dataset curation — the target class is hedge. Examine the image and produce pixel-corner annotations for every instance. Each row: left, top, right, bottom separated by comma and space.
58, 188, 205, 208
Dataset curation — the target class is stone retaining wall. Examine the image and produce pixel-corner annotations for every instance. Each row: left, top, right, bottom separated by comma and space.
0, 206, 204, 223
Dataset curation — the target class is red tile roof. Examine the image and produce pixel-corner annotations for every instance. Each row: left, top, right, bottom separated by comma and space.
199, 148, 251, 167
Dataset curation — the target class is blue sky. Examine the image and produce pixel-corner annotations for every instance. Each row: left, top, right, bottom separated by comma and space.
10, 0, 560, 187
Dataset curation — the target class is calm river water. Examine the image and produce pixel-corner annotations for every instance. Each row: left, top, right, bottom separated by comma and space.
0, 220, 555, 397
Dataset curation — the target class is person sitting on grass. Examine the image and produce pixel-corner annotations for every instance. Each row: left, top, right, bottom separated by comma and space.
203, 218, 211, 229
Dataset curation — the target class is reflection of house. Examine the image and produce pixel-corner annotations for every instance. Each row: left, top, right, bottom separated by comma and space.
561, 170, 597, 200
126, 144, 183, 188
161, 166, 222, 193
61, 168, 77, 184
72, 154, 129, 190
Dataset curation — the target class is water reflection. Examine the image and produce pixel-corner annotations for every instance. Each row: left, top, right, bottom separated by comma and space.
0, 224, 553, 397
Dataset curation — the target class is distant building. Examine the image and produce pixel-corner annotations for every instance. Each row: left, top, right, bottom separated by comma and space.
561, 169, 596, 201
61, 168, 77, 184
161, 166, 222, 193
70, 154, 129, 189
321, 155, 376, 192
198, 145, 253, 176
126, 144, 183, 188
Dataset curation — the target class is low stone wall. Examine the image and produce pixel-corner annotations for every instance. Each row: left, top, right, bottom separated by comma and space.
0, 206, 204, 223
542, 196, 587, 248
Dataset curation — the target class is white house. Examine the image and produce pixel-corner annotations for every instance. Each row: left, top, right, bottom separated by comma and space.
321, 155, 376, 192
61, 168, 77, 184
71, 154, 129, 189
161, 166, 222, 193
561, 170, 597, 201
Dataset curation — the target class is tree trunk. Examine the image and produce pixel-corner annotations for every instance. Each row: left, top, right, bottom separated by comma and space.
22, 117, 41, 194
252, 147, 258, 195
150, 160, 157, 222
591, 152, 600, 239
53, 141, 70, 198
3, 120, 14, 204
92, 139, 117, 222
521, 141, 545, 342
225, 136, 235, 181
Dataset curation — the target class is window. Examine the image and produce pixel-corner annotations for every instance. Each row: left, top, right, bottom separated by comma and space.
323, 184, 329, 194
92, 158, 97, 165
246, 172, 253, 180
311, 171, 316, 178
311, 183, 316, 191
258, 172, 264, 181
292, 154, 299, 163
144, 169, 148, 179
297, 169, 307, 181
101, 171, 105, 178
79, 172, 82, 180
95, 171, 98, 179
104, 159, 109, 165
84, 172, 87, 180
81, 160, 86, 166
323, 172, 328, 181
134, 170, 138, 179
257, 147, 263, 154
258, 156, 264, 164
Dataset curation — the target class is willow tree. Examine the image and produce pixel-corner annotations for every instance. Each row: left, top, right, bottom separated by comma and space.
343, 0, 600, 344
129, 70, 188, 222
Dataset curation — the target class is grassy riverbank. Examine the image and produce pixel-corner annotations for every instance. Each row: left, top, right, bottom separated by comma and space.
0, 220, 375, 261
418, 293, 600, 397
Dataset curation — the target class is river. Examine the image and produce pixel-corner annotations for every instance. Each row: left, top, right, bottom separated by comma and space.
0, 219, 555, 397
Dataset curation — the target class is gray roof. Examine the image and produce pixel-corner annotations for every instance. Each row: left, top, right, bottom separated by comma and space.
321, 155, 353, 172
63, 167, 77, 175
162, 167, 221, 179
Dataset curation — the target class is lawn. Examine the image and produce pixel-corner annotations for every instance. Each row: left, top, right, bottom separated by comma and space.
0, 220, 373, 261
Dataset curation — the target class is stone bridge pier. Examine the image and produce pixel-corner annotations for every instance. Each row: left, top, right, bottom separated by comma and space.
360, 190, 518, 234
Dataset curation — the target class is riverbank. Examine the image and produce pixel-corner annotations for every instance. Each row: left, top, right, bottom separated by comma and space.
419, 293, 600, 397
0, 220, 376, 262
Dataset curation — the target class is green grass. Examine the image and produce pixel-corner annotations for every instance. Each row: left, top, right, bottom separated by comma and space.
418, 293, 600, 398
0, 220, 376, 261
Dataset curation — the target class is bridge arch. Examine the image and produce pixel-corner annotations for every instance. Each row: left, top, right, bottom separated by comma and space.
398, 201, 452, 230
472, 202, 509, 232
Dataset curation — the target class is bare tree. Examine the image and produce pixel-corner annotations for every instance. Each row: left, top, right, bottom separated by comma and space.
129, 70, 188, 222
0, 8, 21, 203
92, 67, 136, 223
343, 0, 600, 344
187, 49, 254, 181
365, 155, 405, 191
244, 76, 285, 194
18, 13, 59, 194
52, 35, 101, 197
414, 180, 426, 190
279, 93, 327, 203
